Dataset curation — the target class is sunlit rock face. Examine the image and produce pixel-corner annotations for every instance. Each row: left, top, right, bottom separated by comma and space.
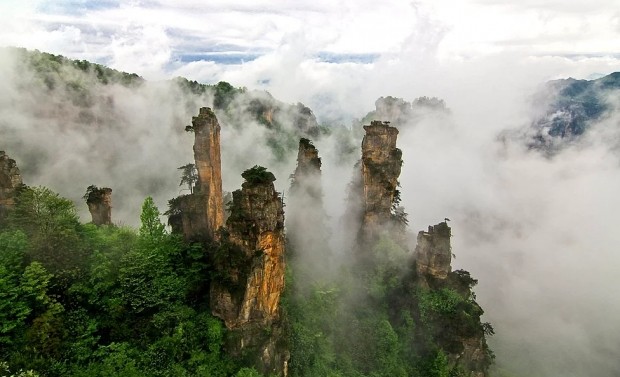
414, 221, 452, 282
192, 107, 224, 240
0, 151, 23, 224
360, 121, 403, 240
210, 171, 288, 376
85, 186, 113, 226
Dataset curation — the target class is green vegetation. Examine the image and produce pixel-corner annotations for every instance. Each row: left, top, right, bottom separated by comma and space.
241, 166, 276, 186
284, 235, 490, 377
0, 187, 263, 376
0, 185, 492, 377
177, 163, 198, 194
214, 81, 243, 110
0, 48, 494, 377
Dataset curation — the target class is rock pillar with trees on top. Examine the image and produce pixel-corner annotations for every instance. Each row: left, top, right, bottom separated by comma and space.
360, 121, 403, 241
168, 108, 225, 242
414, 221, 452, 283
210, 166, 289, 376
84, 185, 113, 226
192, 107, 225, 240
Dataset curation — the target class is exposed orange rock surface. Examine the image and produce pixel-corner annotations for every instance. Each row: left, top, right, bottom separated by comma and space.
210, 170, 288, 376
192, 107, 224, 239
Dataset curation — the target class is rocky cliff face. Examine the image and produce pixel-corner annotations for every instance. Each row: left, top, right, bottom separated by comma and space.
168, 194, 211, 240
84, 186, 113, 226
210, 167, 288, 376
360, 121, 403, 240
192, 107, 224, 240
0, 151, 23, 224
410, 221, 491, 377
414, 221, 452, 284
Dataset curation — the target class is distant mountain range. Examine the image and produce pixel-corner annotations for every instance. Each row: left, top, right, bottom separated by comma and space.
526, 71, 620, 149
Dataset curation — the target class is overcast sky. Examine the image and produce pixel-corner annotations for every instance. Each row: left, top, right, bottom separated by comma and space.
1, 0, 619, 118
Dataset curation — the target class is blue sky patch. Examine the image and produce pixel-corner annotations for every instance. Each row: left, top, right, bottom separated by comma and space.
38, 0, 119, 15
316, 52, 380, 64
176, 52, 262, 65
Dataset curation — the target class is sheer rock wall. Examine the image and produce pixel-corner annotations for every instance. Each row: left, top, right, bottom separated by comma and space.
210, 173, 288, 376
192, 107, 224, 240
360, 121, 403, 240
414, 221, 452, 283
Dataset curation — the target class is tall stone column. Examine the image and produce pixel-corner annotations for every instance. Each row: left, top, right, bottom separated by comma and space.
210, 166, 288, 376
360, 121, 403, 240
189, 107, 225, 240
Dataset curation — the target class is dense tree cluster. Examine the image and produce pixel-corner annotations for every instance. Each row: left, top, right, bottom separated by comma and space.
285, 235, 492, 377
0, 186, 262, 376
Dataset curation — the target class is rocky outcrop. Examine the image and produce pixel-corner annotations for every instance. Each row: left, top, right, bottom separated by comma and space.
360, 121, 403, 240
414, 221, 452, 283
409, 221, 491, 376
84, 185, 112, 226
290, 138, 322, 199
167, 194, 209, 239
210, 166, 288, 376
287, 138, 330, 281
192, 107, 224, 240
0, 151, 23, 224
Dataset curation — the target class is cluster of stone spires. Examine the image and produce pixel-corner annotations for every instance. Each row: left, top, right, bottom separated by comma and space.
168, 108, 462, 376
0, 107, 485, 377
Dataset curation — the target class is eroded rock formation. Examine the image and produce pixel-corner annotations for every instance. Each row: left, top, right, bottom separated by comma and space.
414, 221, 452, 283
0, 151, 23, 224
408, 221, 491, 376
287, 138, 330, 281
360, 120, 403, 240
84, 185, 113, 226
192, 107, 224, 240
290, 138, 322, 199
167, 194, 208, 239
210, 167, 288, 376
